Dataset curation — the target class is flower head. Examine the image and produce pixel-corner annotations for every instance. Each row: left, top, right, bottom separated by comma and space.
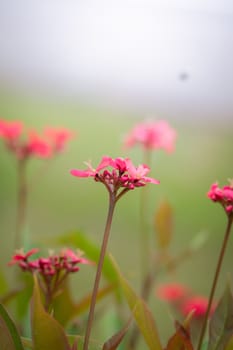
124, 120, 176, 153
8, 248, 39, 270
207, 181, 233, 216
9, 248, 90, 311
0, 119, 74, 160
70, 156, 159, 196
9, 248, 90, 276
44, 127, 74, 153
181, 296, 215, 319
156, 283, 189, 302
0, 120, 23, 140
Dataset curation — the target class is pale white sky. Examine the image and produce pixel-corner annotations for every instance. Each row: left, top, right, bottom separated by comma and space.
0, 0, 233, 119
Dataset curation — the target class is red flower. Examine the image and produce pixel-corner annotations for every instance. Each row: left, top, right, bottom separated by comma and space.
9, 248, 90, 276
124, 120, 176, 153
181, 296, 215, 318
208, 181, 233, 216
0, 120, 23, 140
70, 156, 159, 193
156, 283, 189, 302
44, 127, 74, 153
0, 119, 74, 160
8, 248, 39, 271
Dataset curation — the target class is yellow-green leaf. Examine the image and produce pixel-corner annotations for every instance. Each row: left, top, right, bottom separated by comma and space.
208, 283, 233, 350
154, 200, 173, 250
102, 318, 131, 350
31, 275, 70, 350
0, 303, 24, 350
224, 334, 233, 350
111, 257, 162, 350
53, 278, 115, 326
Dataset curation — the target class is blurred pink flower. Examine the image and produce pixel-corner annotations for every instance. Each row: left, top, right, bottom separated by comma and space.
124, 120, 176, 153
70, 156, 159, 193
0, 119, 74, 160
0, 119, 23, 140
44, 127, 75, 153
24, 130, 52, 158
207, 181, 233, 215
156, 283, 189, 302
9, 248, 39, 264
181, 296, 215, 318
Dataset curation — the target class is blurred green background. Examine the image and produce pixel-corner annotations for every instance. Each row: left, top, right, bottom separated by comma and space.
1, 2, 233, 345
0, 89, 232, 345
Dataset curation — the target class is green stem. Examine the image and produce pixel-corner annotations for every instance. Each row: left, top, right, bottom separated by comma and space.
139, 149, 152, 282
197, 215, 233, 350
15, 159, 28, 249
83, 194, 116, 350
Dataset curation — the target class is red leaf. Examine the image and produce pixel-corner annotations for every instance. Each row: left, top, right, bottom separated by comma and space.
102, 318, 131, 350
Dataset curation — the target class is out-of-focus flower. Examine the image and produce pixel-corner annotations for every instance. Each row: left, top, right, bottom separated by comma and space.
0, 119, 74, 160
70, 156, 159, 194
0, 120, 23, 140
9, 248, 90, 276
9, 248, 90, 310
181, 296, 215, 318
207, 181, 233, 215
123, 120, 176, 153
44, 127, 74, 153
8, 248, 39, 270
156, 283, 189, 302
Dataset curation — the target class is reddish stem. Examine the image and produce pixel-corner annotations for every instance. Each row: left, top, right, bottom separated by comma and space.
83, 193, 116, 350
197, 215, 233, 350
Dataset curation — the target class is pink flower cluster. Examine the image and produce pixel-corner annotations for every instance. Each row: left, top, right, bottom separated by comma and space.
124, 120, 176, 153
9, 248, 89, 276
71, 156, 159, 193
207, 181, 233, 215
156, 283, 215, 319
0, 119, 74, 160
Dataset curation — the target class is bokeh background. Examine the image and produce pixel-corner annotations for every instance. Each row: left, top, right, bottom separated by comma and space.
0, 0, 233, 346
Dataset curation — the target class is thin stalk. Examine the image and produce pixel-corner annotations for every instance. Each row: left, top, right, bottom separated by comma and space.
197, 215, 233, 350
83, 194, 116, 350
139, 149, 152, 281
128, 150, 153, 350
15, 159, 28, 249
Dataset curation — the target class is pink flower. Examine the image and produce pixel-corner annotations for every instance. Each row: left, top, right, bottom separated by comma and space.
156, 283, 189, 302
24, 130, 52, 158
0, 120, 23, 140
8, 248, 39, 271
44, 127, 74, 153
181, 296, 215, 318
124, 120, 176, 153
8, 248, 39, 264
70, 156, 159, 194
207, 181, 233, 216
9, 248, 90, 276
0, 119, 74, 160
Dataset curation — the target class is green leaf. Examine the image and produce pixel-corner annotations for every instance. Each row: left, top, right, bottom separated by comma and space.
0, 270, 8, 294
21, 337, 33, 349
53, 278, 115, 326
111, 257, 162, 350
224, 334, 233, 350
0, 303, 24, 349
208, 284, 233, 350
102, 318, 131, 350
154, 200, 173, 250
31, 274, 71, 350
